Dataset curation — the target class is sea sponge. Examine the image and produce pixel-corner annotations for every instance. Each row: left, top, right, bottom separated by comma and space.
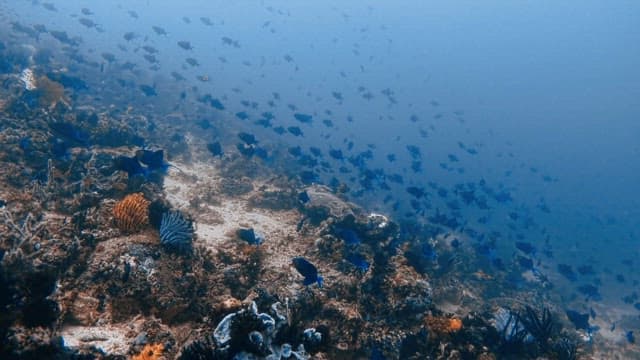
113, 193, 149, 233
132, 343, 164, 360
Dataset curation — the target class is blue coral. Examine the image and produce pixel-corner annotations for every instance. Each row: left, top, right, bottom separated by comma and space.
159, 210, 194, 253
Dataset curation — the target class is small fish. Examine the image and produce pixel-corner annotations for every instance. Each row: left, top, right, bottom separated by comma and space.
207, 142, 223, 157
142, 45, 158, 54
200, 17, 213, 26
627, 331, 635, 344
139, 84, 157, 96
78, 18, 96, 28
238, 132, 257, 145
152, 26, 167, 36
185, 57, 199, 67
287, 126, 303, 137
128, 11, 139, 19
236, 228, 264, 245
101, 52, 116, 63
115, 155, 147, 178
292, 257, 323, 287
566, 310, 590, 331
294, 113, 313, 124
135, 149, 168, 171
336, 228, 361, 245
345, 252, 369, 272
42, 2, 57, 11
177, 40, 193, 50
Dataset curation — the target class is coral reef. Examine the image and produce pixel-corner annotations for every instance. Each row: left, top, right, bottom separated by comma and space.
159, 209, 194, 254
132, 343, 164, 360
113, 192, 150, 233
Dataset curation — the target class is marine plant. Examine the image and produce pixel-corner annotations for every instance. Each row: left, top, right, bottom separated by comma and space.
518, 306, 559, 352
159, 210, 194, 254
112, 192, 149, 233
132, 343, 164, 360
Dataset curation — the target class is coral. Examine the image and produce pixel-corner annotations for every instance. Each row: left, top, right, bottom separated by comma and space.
113, 193, 149, 233
35, 75, 69, 109
159, 210, 194, 253
132, 343, 164, 360
0, 207, 46, 262
425, 315, 463, 335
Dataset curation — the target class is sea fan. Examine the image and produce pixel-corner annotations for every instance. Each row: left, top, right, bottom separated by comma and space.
159, 210, 194, 253
113, 193, 149, 233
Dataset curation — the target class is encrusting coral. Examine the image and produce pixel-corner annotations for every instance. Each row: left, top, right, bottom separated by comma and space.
131, 343, 164, 360
113, 192, 150, 233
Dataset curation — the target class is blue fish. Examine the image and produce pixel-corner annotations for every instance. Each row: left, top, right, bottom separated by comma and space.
237, 228, 264, 245
627, 330, 635, 343
115, 155, 148, 178
345, 252, 369, 272
136, 149, 168, 172
292, 257, 323, 287
337, 228, 361, 245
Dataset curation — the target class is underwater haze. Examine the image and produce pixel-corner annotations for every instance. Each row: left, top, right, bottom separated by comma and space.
1, 0, 640, 357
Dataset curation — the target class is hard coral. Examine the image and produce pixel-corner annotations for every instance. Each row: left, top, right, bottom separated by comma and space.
132, 343, 164, 360
426, 315, 463, 334
36, 75, 69, 109
159, 210, 194, 254
113, 193, 149, 233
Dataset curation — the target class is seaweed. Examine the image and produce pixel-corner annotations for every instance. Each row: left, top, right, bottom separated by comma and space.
519, 306, 559, 352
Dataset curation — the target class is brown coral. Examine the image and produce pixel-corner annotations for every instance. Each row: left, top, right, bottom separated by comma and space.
113, 193, 149, 233
36, 75, 69, 109
425, 315, 463, 334
131, 343, 164, 360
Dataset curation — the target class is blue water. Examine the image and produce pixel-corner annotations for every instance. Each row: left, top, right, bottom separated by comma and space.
2, 0, 639, 312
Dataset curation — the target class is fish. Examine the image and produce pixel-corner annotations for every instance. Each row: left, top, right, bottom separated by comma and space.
177, 41, 193, 50
515, 242, 536, 255
329, 149, 344, 160
292, 257, 323, 287
49, 122, 90, 146
115, 155, 148, 178
627, 331, 635, 344
151, 26, 168, 36
139, 84, 157, 97
200, 17, 213, 26
42, 2, 57, 11
101, 52, 116, 63
135, 149, 168, 172
128, 11, 139, 19
207, 142, 223, 157
182, 16, 191, 24
78, 18, 96, 28
236, 143, 255, 157
81, 8, 94, 15
566, 310, 590, 331
143, 54, 158, 64
287, 126, 303, 137
294, 113, 313, 124
141, 45, 158, 54
345, 252, 369, 272
336, 228, 361, 245
238, 132, 257, 145
185, 58, 199, 67
236, 228, 264, 245
221, 36, 240, 48
322, 119, 334, 127
557, 264, 577, 282
171, 72, 185, 81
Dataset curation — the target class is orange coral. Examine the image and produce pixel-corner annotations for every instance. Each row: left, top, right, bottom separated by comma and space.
131, 343, 164, 360
425, 315, 463, 334
113, 193, 149, 233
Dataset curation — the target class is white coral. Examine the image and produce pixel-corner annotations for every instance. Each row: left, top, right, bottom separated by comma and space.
20, 68, 37, 91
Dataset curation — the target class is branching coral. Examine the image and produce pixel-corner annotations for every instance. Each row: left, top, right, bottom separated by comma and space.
132, 343, 164, 360
113, 193, 149, 233
0, 207, 46, 262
